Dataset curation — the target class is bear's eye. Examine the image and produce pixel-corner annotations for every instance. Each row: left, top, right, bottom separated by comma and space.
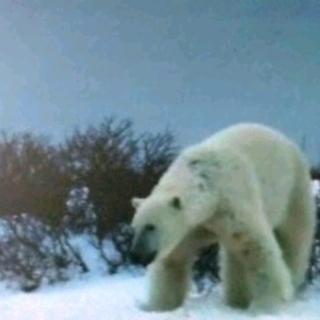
145, 224, 155, 232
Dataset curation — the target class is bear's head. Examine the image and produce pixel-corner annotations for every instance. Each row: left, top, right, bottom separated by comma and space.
130, 194, 188, 264
130, 156, 222, 264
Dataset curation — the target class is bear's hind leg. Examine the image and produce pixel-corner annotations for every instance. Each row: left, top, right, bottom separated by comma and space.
220, 248, 250, 309
226, 222, 294, 312
275, 179, 315, 291
240, 232, 294, 312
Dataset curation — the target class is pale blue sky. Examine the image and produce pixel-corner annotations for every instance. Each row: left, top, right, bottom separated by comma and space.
0, 1, 319, 163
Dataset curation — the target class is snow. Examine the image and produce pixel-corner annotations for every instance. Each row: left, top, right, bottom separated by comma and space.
0, 270, 319, 320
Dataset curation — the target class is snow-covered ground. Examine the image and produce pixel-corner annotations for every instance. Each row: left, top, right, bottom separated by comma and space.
0, 272, 319, 320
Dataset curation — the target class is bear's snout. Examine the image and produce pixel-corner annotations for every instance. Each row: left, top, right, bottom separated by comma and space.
130, 231, 157, 265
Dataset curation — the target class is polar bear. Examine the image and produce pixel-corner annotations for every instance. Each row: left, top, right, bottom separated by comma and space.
131, 123, 315, 312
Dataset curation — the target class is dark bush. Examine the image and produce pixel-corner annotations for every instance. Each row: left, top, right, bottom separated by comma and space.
92, 223, 135, 274
308, 181, 320, 282
311, 167, 320, 180
61, 118, 177, 240
65, 186, 96, 234
0, 133, 71, 226
0, 213, 88, 291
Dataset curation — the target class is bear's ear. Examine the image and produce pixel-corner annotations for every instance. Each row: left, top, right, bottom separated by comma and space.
131, 197, 145, 209
169, 196, 182, 210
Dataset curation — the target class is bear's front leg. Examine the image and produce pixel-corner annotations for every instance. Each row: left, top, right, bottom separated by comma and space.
140, 257, 192, 312
237, 233, 294, 312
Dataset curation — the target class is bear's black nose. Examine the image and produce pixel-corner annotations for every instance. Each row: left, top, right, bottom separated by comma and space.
130, 242, 157, 266
130, 250, 157, 266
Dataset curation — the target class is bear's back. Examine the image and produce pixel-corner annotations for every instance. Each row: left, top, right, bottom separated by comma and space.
185, 123, 309, 227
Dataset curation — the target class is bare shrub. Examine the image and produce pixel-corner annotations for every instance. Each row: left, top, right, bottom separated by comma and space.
0, 214, 88, 291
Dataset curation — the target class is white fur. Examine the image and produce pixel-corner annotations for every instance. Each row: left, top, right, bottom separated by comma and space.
131, 123, 315, 313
